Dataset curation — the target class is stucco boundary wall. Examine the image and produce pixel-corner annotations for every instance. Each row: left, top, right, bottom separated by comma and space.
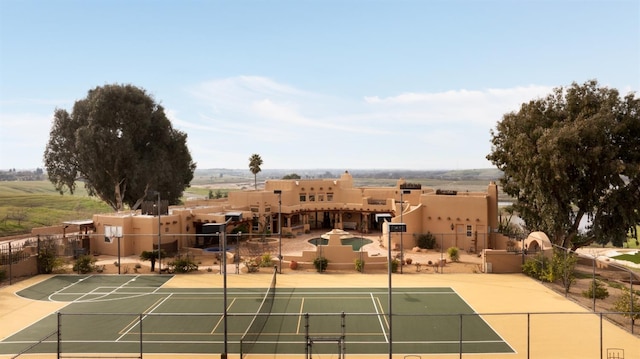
485, 249, 532, 273
0, 256, 37, 282
1, 272, 638, 359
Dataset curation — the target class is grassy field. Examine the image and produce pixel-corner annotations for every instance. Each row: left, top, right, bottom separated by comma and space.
1, 176, 502, 238
612, 252, 640, 263
0, 181, 112, 237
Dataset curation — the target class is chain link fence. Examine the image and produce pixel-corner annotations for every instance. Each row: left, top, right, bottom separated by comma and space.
5, 311, 638, 359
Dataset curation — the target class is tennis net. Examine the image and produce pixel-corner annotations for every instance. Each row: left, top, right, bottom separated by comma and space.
239, 266, 277, 357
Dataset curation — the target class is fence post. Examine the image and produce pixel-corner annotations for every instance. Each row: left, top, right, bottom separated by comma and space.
37, 235, 41, 274
630, 271, 635, 335
8, 241, 13, 285
592, 255, 597, 312
459, 314, 463, 359
600, 313, 603, 359
139, 314, 143, 358
57, 312, 61, 359
527, 313, 530, 359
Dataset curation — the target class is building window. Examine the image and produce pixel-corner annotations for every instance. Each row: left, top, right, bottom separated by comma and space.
300, 194, 306, 202
309, 194, 315, 202
327, 192, 333, 201
252, 216, 259, 231
466, 225, 472, 237
318, 194, 324, 202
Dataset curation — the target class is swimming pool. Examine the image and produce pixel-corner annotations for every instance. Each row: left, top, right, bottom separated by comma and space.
307, 237, 372, 251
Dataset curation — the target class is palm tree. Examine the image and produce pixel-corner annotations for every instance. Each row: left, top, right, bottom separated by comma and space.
248, 153, 263, 190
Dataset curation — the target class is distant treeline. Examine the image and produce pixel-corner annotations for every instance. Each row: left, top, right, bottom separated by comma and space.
1, 168, 501, 183
0, 168, 45, 181
195, 168, 502, 182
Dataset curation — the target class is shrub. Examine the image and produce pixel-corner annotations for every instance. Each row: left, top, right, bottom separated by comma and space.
447, 247, 460, 262
612, 288, 640, 321
355, 258, 365, 272
549, 248, 578, 292
140, 249, 166, 272
37, 243, 64, 274
390, 258, 399, 273
73, 255, 97, 274
523, 249, 577, 291
415, 232, 436, 249
244, 259, 260, 273
313, 257, 328, 272
582, 280, 609, 300
522, 253, 550, 281
169, 257, 198, 273
259, 253, 273, 267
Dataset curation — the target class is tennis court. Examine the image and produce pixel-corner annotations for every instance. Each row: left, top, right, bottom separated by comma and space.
0, 270, 511, 357
1, 271, 638, 359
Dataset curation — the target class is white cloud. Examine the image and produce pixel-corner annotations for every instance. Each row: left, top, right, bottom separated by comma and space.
180, 77, 552, 169
0, 77, 556, 170
363, 85, 553, 126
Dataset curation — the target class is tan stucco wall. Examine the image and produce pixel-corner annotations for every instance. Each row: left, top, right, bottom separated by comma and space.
91, 213, 183, 256
88, 173, 503, 259
0, 256, 37, 279
485, 250, 526, 273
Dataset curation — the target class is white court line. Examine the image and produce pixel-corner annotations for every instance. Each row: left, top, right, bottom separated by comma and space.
48, 275, 92, 302
370, 293, 388, 343
116, 293, 174, 341
74, 275, 142, 303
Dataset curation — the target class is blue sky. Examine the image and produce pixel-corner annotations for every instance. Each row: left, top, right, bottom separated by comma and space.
1, 0, 638, 171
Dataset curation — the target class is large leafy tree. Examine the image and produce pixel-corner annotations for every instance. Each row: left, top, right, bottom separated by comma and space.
487, 80, 639, 249
248, 153, 263, 190
44, 84, 196, 211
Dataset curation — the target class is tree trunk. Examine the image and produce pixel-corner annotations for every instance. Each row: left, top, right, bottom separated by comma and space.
114, 183, 123, 212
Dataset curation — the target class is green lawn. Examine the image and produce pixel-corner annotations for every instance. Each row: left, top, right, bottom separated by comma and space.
0, 181, 238, 237
612, 252, 640, 264
0, 181, 112, 236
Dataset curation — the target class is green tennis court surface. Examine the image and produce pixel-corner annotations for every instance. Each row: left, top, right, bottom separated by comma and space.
0, 274, 514, 357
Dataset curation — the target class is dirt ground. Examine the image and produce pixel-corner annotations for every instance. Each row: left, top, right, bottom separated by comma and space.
543, 263, 639, 333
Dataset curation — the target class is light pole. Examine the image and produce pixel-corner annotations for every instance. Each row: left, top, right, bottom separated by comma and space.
274, 190, 282, 273
387, 225, 393, 358
592, 253, 597, 311
235, 231, 241, 274
387, 222, 406, 358
399, 189, 410, 274
156, 191, 162, 274
221, 217, 234, 358
221, 225, 228, 357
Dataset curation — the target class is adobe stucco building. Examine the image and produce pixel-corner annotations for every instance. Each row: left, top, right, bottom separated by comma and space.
90, 171, 503, 261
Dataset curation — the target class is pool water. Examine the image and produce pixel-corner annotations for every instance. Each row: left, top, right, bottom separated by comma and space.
308, 237, 373, 251
204, 246, 235, 252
